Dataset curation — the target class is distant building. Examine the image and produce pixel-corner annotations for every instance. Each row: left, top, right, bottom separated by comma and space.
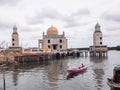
38, 26, 68, 53
9, 25, 22, 53
89, 23, 108, 56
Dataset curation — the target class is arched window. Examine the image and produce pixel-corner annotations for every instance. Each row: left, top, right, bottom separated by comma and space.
48, 45, 50, 48
12, 38, 15, 41
100, 42, 102, 45
12, 43, 14, 46
100, 37, 102, 39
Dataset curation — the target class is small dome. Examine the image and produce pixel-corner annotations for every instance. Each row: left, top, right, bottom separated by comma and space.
47, 26, 58, 35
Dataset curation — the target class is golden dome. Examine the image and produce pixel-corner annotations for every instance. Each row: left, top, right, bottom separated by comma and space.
47, 26, 58, 35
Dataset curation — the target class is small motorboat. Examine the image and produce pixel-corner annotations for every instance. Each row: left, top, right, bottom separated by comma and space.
67, 66, 87, 74
107, 65, 120, 90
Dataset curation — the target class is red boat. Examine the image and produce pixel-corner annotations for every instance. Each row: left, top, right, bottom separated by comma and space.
67, 67, 87, 74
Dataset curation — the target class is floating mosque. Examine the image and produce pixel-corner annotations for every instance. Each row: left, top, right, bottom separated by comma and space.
38, 26, 68, 53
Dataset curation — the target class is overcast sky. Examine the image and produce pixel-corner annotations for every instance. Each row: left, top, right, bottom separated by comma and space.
0, 0, 120, 48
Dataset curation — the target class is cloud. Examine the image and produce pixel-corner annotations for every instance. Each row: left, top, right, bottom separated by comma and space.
63, 20, 91, 28
0, 21, 13, 30
20, 26, 41, 32
104, 33, 120, 46
27, 8, 63, 24
100, 10, 120, 33
101, 11, 120, 22
62, 16, 80, 28
0, 0, 20, 6
72, 8, 90, 17
105, 26, 120, 32
62, 8, 91, 28
27, 8, 91, 28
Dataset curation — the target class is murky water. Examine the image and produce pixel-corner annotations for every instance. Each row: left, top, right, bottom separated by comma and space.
0, 50, 120, 90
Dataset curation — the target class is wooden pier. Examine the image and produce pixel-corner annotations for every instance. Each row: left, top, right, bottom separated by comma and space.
1, 47, 108, 64
14, 50, 89, 63
14, 53, 52, 63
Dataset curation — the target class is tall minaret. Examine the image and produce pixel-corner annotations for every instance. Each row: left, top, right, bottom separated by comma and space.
12, 25, 19, 47
93, 23, 102, 46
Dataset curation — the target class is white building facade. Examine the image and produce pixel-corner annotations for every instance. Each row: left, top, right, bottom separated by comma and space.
38, 26, 68, 53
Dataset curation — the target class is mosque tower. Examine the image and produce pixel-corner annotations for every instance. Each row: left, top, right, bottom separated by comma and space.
89, 22, 108, 57
93, 22, 102, 46
12, 25, 19, 47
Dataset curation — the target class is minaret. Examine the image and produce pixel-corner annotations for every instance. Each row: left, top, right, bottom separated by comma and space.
90, 22, 108, 57
12, 25, 19, 47
93, 23, 102, 46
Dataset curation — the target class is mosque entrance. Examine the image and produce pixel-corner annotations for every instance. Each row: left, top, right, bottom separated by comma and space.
53, 45, 58, 50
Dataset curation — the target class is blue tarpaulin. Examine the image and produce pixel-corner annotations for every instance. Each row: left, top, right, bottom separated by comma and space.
114, 67, 120, 71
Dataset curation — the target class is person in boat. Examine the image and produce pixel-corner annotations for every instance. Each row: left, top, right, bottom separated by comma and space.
79, 64, 85, 69
81, 64, 85, 67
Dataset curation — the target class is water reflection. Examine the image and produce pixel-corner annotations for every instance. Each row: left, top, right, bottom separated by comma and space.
7, 59, 68, 89
93, 68, 104, 90
1, 51, 120, 90
44, 59, 68, 86
12, 66, 19, 86
90, 56, 108, 63
90, 56, 108, 90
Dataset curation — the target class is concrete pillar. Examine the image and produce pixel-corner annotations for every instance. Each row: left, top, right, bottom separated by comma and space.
85, 52, 88, 57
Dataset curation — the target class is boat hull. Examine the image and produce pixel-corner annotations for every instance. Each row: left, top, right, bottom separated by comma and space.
67, 67, 87, 74
66, 67, 87, 80
107, 80, 120, 89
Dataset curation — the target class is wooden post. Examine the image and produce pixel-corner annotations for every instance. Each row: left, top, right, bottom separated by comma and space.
1, 64, 6, 90
3, 69, 5, 90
